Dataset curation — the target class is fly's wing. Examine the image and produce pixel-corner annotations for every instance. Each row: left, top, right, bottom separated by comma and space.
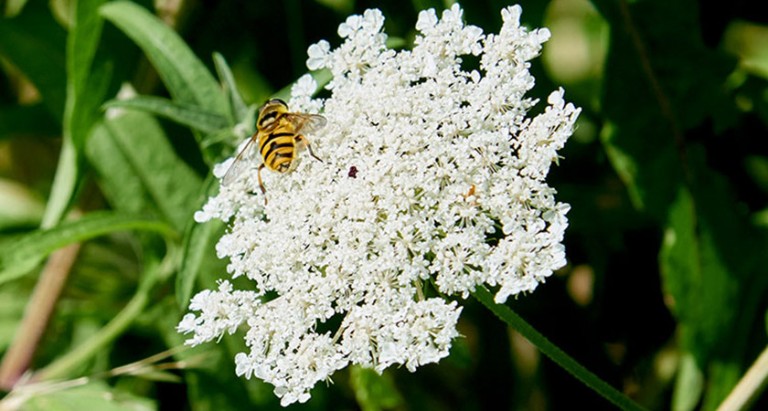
284, 113, 327, 135
222, 136, 258, 186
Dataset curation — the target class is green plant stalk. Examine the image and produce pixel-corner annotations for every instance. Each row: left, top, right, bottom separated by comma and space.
33, 290, 147, 382
716, 345, 768, 411
472, 286, 647, 411
0, 244, 81, 390
40, 140, 79, 229
33, 264, 161, 382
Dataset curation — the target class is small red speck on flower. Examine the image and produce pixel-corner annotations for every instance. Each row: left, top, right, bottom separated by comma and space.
348, 166, 358, 178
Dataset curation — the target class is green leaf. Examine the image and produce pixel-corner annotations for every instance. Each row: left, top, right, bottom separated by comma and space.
659, 148, 768, 408
85, 121, 152, 215
350, 366, 403, 411
704, 361, 743, 411
722, 20, 768, 80
0, 212, 175, 286
99, 1, 227, 115
594, 0, 736, 218
41, 141, 81, 229
201, 126, 244, 151
22, 381, 156, 411
660, 187, 726, 362
103, 96, 229, 134
103, 110, 203, 232
213, 52, 249, 124
0, 284, 28, 351
176, 177, 226, 308
228, 61, 274, 106
37, 249, 172, 382
660, 177, 757, 363
66, 0, 108, 126
3, 0, 30, 17
672, 353, 704, 411
0, 2, 67, 122
41, 0, 112, 229
195, 127, 243, 168
659, 185, 736, 368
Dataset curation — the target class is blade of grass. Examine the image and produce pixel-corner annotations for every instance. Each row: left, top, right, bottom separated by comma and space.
213, 52, 248, 124
0, 244, 81, 390
19, 380, 156, 411
103, 96, 229, 134
0, 212, 176, 286
33, 247, 177, 382
176, 176, 226, 308
103, 110, 202, 232
41, 0, 111, 228
85, 121, 152, 215
473, 286, 646, 411
10, 9, 111, 375
100, 1, 227, 116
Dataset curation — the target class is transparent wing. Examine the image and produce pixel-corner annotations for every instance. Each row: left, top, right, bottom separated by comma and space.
222, 136, 258, 186
284, 113, 327, 135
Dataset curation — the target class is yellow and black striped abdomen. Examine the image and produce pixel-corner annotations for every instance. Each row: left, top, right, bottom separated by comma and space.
259, 122, 297, 173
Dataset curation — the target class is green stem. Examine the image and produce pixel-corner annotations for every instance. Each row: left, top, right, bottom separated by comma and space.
472, 286, 646, 411
0, 244, 81, 389
33, 254, 170, 382
40, 139, 79, 229
33, 283, 150, 381
717, 345, 768, 411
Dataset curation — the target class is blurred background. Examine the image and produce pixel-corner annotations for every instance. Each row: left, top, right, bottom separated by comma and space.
1, 0, 768, 410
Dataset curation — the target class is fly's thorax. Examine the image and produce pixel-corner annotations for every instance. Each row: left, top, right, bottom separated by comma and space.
257, 99, 289, 132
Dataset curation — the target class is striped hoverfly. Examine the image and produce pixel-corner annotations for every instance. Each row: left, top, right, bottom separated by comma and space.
223, 99, 326, 203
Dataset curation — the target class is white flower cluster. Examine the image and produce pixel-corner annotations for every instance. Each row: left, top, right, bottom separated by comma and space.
179, 4, 580, 406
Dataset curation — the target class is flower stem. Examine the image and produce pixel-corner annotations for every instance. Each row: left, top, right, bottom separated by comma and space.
32, 252, 171, 382
32, 280, 151, 382
472, 286, 646, 411
0, 244, 82, 389
716, 345, 768, 411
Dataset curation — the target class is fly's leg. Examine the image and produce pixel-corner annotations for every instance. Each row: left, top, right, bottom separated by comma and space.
257, 163, 268, 205
307, 143, 323, 163
295, 135, 323, 162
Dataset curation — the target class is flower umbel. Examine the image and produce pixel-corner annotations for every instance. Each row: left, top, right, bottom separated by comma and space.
180, 4, 580, 406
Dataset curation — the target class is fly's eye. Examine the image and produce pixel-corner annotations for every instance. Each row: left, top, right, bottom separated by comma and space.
270, 98, 288, 108
258, 111, 279, 129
